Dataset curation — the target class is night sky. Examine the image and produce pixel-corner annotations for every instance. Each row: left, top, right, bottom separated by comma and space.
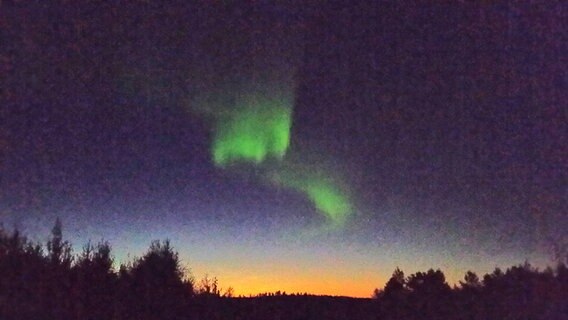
1, 2, 566, 297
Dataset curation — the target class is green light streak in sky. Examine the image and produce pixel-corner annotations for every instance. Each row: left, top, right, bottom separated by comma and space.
199, 86, 352, 226
271, 171, 352, 226
301, 179, 352, 226
212, 96, 292, 166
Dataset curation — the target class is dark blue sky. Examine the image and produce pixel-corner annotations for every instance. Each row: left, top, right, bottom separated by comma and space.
1, 2, 566, 296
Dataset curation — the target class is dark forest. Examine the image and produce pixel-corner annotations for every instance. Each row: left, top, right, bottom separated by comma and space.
1, 220, 566, 320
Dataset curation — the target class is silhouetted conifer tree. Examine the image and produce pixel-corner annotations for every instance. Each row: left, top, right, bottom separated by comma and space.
376, 267, 410, 320
45, 218, 74, 320
72, 241, 115, 320
116, 240, 193, 320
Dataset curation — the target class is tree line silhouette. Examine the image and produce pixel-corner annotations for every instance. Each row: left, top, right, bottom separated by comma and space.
373, 265, 567, 320
1, 219, 566, 320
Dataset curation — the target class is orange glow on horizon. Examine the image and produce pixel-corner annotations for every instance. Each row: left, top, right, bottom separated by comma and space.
186, 258, 490, 298
188, 261, 385, 298
225, 272, 381, 298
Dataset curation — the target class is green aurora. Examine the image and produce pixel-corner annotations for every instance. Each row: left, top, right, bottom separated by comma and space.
269, 170, 353, 226
202, 90, 352, 226
212, 96, 292, 166
298, 179, 352, 226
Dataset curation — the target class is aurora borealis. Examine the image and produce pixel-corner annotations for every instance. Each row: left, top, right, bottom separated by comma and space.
2, 2, 566, 297
206, 90, 353, 225
212, 95, 292, 166
268, 166, 353, 227
209, 96, 353, 225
